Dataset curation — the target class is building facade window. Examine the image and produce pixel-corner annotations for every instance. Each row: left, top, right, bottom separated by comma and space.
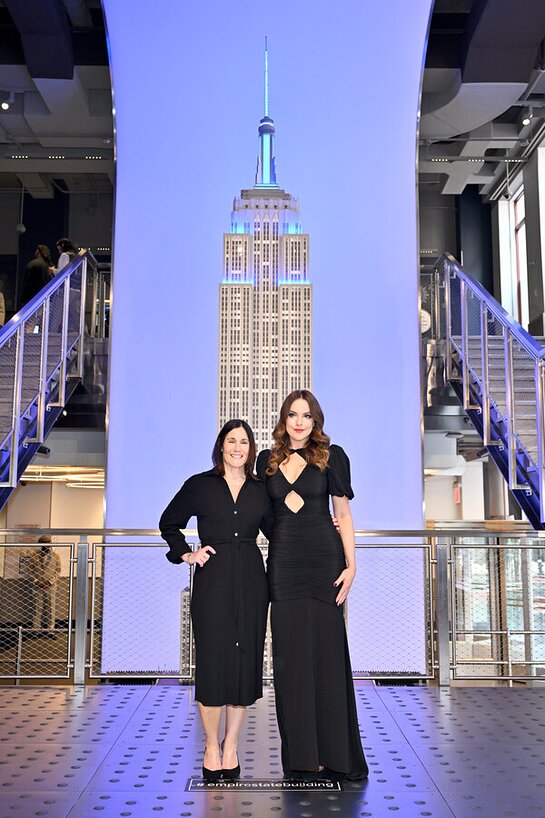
513, 188, 529, 329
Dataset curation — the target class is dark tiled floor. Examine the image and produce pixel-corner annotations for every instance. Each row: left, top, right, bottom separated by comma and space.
0, 683, 544, 817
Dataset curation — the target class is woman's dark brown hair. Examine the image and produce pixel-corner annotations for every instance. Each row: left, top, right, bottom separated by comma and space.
56, 237, 78, 255
212, 419, 257, 478
266, 390, 330, 475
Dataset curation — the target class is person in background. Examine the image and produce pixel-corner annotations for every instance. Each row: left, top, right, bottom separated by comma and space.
21, 244, 52, 305
53, 238, 78, 273
26, 535, 61, 637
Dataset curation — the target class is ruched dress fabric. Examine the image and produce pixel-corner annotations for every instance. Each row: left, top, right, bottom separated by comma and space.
159, 469, 272, 707
256, 445, 367, 780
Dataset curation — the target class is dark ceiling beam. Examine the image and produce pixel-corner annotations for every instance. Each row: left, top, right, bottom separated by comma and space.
3, 0, 74, 80
463, 0, 545, 83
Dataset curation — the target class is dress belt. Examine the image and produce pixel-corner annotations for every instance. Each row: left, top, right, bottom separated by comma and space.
203, 538, 257, 547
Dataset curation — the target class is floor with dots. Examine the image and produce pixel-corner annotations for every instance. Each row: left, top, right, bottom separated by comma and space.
0, 683, 544, 817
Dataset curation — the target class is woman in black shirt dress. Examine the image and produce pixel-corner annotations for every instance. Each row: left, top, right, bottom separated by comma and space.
257, 390, 367, 781
160, 419, 271, 781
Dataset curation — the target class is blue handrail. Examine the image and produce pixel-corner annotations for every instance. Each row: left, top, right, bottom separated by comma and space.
0, 251, 96, 346
442, 252, 545, 359
439, 251, 545, 528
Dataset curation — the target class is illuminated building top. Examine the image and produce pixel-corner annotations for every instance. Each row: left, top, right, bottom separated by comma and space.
218, 39, 312, 450
255, 37, 278, 189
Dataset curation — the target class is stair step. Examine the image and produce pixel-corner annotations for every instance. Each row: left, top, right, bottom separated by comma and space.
458, 334, 545, 342
516, 420, 539, 431
486, 377, 534, 385
465, 341, 537, 350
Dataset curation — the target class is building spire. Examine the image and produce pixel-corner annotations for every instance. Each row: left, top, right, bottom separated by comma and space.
264, 35, 269, 117
255, 35, 278, 188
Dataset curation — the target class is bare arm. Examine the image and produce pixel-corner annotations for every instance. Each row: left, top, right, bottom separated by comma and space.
332, 495, 356, 605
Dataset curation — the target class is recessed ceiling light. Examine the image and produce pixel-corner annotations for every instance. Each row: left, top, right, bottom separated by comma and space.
522, 107, 534, 127
0, 91, 14, 111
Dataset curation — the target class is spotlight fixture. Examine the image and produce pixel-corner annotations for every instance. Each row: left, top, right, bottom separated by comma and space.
522, 107, 534, 127
0, 91, 14, 111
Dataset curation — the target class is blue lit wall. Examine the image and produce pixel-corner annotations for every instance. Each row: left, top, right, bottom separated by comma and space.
101, 0, 433, 673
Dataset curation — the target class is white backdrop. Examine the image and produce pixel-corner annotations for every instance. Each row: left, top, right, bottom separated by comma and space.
101, 0, 433, 674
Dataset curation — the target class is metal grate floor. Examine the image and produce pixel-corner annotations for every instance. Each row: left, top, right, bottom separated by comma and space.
0, 684, 544, 817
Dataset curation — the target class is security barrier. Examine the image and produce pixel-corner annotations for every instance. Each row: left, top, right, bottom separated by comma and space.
0, 527, 543, 684
0, 541, 75, 678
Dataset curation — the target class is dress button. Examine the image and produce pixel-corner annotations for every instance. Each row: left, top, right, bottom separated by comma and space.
234, 510, 238, 515
234, 532, 238, 537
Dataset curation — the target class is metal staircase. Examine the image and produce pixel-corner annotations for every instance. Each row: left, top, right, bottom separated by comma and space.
0, 252, 96, 509
436, 253, 545, 528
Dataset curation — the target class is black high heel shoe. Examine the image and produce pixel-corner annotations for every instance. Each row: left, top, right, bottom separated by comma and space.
221, 741, 241, 780
202, 765, 222, 783
221, 756, 240, 780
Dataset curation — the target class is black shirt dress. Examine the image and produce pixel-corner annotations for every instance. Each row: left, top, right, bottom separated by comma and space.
159, 468, 272, 707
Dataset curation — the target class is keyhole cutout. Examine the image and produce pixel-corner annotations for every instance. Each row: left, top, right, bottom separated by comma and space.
279, 455, 307, 485
285, 490, 305, 513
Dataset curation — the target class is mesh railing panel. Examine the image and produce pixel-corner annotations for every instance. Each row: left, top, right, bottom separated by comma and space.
420, 269, 445, 341
46, 285, 66, 380
89, 543, 275, 681
453, 544, 494, 678
89, 542, 432, 681
487, 316, 507, 417
0, 543, 74, 678
0, 335, 17, 449
448, 270, 462, 353
503, 544, 545, 673
348, 544, 432, 678
90, 543, 199, 679
2, 532, 545, 683
420, 271, 433, 342
511, 338, 538, 465
86, 269, 110, 338
67, 266, 82, 345
465, 289, 482, 384
453, 541, 545, 680
20, 303, 45, 414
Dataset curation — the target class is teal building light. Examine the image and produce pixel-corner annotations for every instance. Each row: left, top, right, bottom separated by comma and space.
255, 38, 278, 189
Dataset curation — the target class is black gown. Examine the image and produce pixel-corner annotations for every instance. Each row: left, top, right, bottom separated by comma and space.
159, 469, 272, 707
256, 445, 368, 780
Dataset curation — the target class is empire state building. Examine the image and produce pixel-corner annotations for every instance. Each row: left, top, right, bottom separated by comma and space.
218, 46, 312, 452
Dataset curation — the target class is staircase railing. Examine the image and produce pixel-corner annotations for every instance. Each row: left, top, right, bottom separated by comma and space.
0, 251, 96, 492
436, 252, 545, 526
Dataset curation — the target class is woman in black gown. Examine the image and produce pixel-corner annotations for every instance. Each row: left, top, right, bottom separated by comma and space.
256, 390, 367, 780
160, 419, 271, 781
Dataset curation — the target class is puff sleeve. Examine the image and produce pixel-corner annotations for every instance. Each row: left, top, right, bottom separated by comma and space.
159, 478, 196, 564
327, 444, 355, 499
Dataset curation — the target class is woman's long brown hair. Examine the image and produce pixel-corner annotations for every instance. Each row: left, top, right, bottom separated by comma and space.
266, 390, 330, 475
